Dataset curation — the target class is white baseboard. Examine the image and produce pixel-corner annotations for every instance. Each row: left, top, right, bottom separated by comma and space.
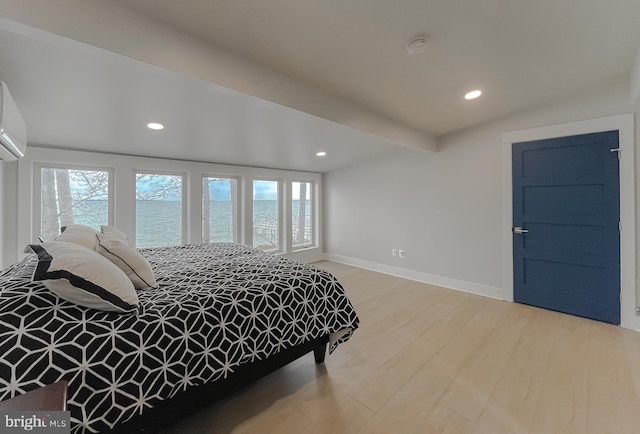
324, 253, 504, 300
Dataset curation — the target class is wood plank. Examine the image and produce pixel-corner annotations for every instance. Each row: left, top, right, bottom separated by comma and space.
438, 302, 532, 421
343, 282, 441, 354
235, 405, 312, 434
294, 323, 423, 422
357, 296, 507, 433
622, 328, 640, 403
528, 313, 589, 434
349, 290, 471, 412
586, 321, 640, 434
414, 404, 475, 434
472, 306, 559, 434
302, 395, 374, 434
354, 359, 454, 434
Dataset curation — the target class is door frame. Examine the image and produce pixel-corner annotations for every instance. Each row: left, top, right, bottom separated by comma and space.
501, 114, 637, 329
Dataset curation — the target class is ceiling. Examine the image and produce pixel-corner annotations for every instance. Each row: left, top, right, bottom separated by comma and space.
0, 22, 395, 172
1, 0, 640, 172
116, 0, 640, 135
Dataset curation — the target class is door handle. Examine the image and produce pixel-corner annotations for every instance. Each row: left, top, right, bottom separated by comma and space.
513, 227, 528, 234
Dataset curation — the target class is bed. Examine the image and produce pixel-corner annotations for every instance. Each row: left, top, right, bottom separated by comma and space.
0, 240, 359, 433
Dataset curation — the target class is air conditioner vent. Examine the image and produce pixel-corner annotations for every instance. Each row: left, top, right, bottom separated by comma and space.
0, 81, 27, 162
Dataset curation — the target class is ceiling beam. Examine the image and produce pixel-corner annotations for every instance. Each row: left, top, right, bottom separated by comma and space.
0, 0, 437, 152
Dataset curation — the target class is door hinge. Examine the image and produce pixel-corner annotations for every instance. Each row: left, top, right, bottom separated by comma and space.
619, 221, 621, 232
610, 148, 621, 160
636, 306, 640, 316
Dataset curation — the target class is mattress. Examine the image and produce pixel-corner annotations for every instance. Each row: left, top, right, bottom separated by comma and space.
0, 243, 358, 433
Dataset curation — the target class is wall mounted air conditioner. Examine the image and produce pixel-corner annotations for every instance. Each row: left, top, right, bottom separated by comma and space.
0, 81, 27, 162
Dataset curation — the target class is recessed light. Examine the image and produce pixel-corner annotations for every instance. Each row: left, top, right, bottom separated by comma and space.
316, 151, 327, 157
147, 122, 164, 130
464, 90, 482, 100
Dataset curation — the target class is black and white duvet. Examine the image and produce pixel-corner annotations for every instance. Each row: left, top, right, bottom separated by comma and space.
0, 243, 359, 433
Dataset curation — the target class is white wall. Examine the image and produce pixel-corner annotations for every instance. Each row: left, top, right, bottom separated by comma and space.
324, 133, 504, 298
0, 161, 19, 269
325, 79, 637, 308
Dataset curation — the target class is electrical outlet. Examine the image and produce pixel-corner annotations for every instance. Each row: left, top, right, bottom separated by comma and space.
398, 249, 405, 258
392, 248, 397, 257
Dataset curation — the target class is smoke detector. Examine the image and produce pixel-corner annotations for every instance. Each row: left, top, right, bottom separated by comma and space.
405, 36, 428, 55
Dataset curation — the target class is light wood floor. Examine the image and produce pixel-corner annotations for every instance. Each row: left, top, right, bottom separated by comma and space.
161, 261, 640, 434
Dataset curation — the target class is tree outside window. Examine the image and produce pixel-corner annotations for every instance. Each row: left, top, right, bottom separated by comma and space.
203, 177, 238, 243
292, 181, 313, 248
253, 180, 279, 251
40, 167, 110, 241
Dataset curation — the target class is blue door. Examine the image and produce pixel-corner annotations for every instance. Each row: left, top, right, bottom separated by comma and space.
512, 131, 620, 324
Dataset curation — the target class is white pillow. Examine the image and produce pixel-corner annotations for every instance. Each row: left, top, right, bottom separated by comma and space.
27, 241, 138, 313
95, 233, 158, 290
100, 225, 134, 247
54, 224, 99, 249
61, 223, 96, 233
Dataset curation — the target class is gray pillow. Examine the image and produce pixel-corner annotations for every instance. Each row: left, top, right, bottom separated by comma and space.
95, 233, 158, 290
100, 225, 134, 247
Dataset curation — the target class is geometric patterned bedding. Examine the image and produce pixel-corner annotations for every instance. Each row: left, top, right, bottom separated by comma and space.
0, 243, 359, 433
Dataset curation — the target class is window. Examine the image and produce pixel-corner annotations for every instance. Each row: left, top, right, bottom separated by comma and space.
22, 148, 322, 261
135, 172, 183, 248
202, 176, 239, 243
253, 179, 279, 251
292, 181, 313, 248
39, 166, 111, 241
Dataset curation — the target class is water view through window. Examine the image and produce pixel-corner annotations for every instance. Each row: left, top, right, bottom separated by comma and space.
253, 180, 279, 251
135, 173, 183, 248
39, 168, 314, 251
203, 177, 238, 243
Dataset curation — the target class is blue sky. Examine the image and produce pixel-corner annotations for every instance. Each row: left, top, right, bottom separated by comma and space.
206, 179, 277, 200
207, 179, 233, 200
253, 180, 277, 200
208, 180, 309, 201
66, 171, 301, 202
130, 176, 305, 201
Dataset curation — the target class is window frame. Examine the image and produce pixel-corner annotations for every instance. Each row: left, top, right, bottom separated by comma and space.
17, 147, 322, 264
33, 163, 114, 240
290, 179, 316, 251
